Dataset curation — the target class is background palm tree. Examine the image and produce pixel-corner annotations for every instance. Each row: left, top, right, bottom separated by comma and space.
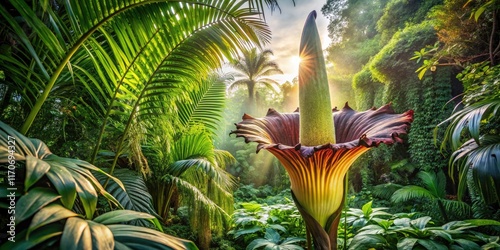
228, 48, 283, 114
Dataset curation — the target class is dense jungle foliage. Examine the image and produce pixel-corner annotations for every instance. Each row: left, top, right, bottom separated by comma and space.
0, 0, 499, 249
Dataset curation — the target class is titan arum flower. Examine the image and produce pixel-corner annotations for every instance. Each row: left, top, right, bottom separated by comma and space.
231, 11, 413, 250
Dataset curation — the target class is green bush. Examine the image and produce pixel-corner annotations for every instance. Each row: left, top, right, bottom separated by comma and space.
337, 201, 500, 250
229, 201, 306, 248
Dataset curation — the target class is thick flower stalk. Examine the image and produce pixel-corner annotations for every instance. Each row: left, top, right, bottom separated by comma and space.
231, 11, 414, 250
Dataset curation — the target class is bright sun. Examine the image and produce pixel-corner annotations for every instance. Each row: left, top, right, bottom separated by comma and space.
291, 55, 302, 69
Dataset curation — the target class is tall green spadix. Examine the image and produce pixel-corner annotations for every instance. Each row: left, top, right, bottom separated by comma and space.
298, 11, 335, 146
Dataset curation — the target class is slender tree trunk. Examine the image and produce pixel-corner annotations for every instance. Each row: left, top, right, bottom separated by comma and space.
247, 82, 256, 114
489, 10, 497, 65
198, 181, 212, 250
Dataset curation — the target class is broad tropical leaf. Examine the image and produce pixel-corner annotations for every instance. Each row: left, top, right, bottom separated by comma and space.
27, 204, 79, 237
246, 228, 305, 250
108, 224, 198, 250
0, 121, 197, 249
0, 121, 123, 218
438, 99, 500, 204
390, 170, 471, 221
1, 206, 195, 250
95, 168, 160, 227
450, 135, 500, 204
15, 188, 61, 223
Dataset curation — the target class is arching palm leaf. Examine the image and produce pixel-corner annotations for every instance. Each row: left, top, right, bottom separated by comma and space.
169, 131, 236, 191
95, 168, 160, 227
439, 99, 500, 150
391, 185, 437, 203
450, 135, 500, 204
175, 73, 231, 134
0, 0, 271, 136
81, 0, 271, 173
373, 183, 403, 200
438, 99, 500, 204
166, 175, 231, 219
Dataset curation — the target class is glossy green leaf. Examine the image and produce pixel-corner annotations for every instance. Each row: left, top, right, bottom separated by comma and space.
411, 216, 432, 230
0, 223, 63, 250
463, 219, 500, 227
417, 239, 448, 250
108, 224, 199, 250
397, 237, 418, 250
88, 221, 114, 250
24, 155, 51, 191
455, 239, 481, 250
61, 217, 115, 250
348, 234, 386, 250
361, 200, 373, 217
45, 164, 77, 209
233, 226, 262, 239
15, 187, 60, 223
28, 204, 79, 237
95, 168, 159, 224
429, 229, 453, 242
93, 210, 155, 225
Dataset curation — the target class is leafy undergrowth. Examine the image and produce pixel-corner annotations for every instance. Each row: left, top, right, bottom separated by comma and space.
337, 201, 500, 250
229, 185, 306, 250
162, 184, 500, 250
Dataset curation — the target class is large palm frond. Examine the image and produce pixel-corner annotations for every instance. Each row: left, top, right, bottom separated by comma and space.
391, 171, 445, 203
169, 130, 236, 191
163, 130, 236, 238
450, 135, 500, 204
95, 168, 160, 227
175, 73, 231, 134
1, 0, 271, 134
84, 0, 271, 171
391, 185, 436, 203
438, 99, 500, 204
438, 99, 500, 150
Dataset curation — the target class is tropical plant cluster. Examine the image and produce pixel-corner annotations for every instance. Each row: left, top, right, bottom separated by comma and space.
321, 0, 500, 222
1, 0, 500, 249
0, 0, 281, 249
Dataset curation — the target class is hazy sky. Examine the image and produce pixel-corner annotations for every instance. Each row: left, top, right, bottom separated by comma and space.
264, 0, 330, 83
